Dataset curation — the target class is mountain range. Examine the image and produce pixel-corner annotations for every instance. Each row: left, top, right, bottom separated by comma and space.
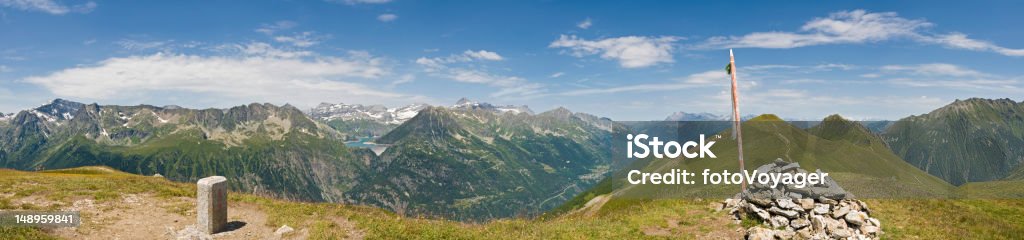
664, 111, 757, 121
0, 98, 612, 221
0, 99, 373, 202
346, 104, 617, 220
3, 97, 1024, 221
882, 98, 1024, 185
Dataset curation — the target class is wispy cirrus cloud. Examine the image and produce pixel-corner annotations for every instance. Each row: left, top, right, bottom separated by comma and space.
881, 63, 988, 77
273, 32, 324, 47
0, 0, 95, 15
416, 50, 543, 97
377, 13, 397, 22
415, 49, 505, 70
923, 33, 1024, 57
874, 63, 1024, 93
698, 10, 929, 49
115, 39, 172, 51
697, 9, 1024, 57
254, 21, 327, 48
557, 70, 729, 96
255, 21, 297, 35
549, 35, 682, 68
577, 18, 592, 29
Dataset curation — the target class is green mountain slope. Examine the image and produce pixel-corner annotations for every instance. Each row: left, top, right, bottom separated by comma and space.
0, 99, 626, 221
608, 114, 953, 200
345, 106, 618, 221
0, 99, 373, 202
324, 118, 396, 141
883, 98, 1024, 185
1005, 163, 1024, 180
6, 166, 1024, 239
809, 114, 884, 147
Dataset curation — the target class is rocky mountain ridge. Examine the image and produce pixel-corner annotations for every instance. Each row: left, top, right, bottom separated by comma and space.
348, 104, 619, 220
882, 98, 1024, 185
1, 98, 617, 221
310, 102, 428, 125
0, 99, 369, 202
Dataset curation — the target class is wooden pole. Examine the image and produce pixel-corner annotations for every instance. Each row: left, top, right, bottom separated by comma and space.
729, 49, 747, 191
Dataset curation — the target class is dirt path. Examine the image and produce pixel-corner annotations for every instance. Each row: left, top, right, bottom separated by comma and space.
13, 192, 360, 239
640, 208, 745, 239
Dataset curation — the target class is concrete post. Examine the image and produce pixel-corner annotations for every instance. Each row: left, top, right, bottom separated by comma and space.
197, 176, 227, 234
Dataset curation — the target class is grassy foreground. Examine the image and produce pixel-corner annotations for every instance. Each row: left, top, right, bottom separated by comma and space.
1, 167, 1023, 239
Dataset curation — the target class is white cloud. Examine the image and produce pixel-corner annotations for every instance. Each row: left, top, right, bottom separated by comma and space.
925, 33, 1024, 57
558, 70, 726, 96
462, 50, 503, 61
679, 70, 727, 84
415, 49, 504, 70
116, 39, 172, 51
577, 18, 592, 29
549, 72, 565, 78
446, 69, 542, 97
889, 78, 1021, 92
273, 32, 323, 47
22, 44, 413, 108
416, 50, 540, 97
700, 10, 928, 49
781, 79, 828, 84
881, 63, 987, 77
377, 13, 397, 22
814, 63, 855, 71
255, 21, 325, 48
549, 34, 681, 68
0, 0, 95, 15
697, 9, 1024, 57
255, 21, 297, 35
388, 73, 415, 87
219, 42, 314, 58
879, 63, 1024, 93
449, 68, 521, 86
0, 65, 11, 73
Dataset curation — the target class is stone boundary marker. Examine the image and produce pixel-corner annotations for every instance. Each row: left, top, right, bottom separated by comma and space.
197, 176, 227, 234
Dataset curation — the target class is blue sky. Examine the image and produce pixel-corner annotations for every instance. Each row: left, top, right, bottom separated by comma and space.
2, 0, 1024, 120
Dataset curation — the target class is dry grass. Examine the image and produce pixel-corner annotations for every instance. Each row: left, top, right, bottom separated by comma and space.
2, 167, 1023, 239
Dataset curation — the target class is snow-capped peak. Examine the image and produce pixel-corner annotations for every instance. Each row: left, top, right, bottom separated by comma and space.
29, 98, 86, 122
309, 102, 429, 125
453, 98, 478, 108
451, 98, 533, 115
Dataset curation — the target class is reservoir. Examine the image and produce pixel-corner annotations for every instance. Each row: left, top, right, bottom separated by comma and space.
345, 136, 389, 156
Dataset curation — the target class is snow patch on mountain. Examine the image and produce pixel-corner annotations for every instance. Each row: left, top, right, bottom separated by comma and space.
452, 98, 533, 115
27, 99, 86, 124
30, 110, 58, 123
309, 102, 428, 125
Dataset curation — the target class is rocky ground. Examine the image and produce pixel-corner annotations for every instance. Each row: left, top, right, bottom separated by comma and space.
1, 169, 363, 240
712, 159, 883, 239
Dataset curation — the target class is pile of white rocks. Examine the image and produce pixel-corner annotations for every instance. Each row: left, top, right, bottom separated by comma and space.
714, 159, 882, 240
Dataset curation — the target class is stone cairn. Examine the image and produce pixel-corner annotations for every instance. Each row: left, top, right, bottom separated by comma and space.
713, 159, 882, 240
